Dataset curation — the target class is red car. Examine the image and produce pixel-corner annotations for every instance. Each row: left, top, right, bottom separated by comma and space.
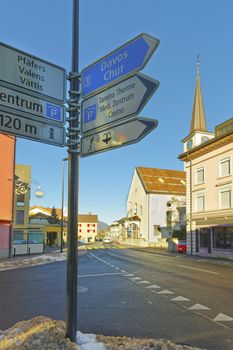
177, 240, 187, 253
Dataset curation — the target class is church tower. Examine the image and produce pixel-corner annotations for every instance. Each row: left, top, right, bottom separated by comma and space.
182, 57, 214, 151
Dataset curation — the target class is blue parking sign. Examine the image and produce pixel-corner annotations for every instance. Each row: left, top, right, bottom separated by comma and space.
84, 104, 97, 124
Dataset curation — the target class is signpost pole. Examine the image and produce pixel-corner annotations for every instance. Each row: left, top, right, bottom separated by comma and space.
66, 0, 80, 341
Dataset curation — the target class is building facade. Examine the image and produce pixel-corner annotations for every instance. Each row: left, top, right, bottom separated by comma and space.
0, 134, 15, 259
125, 167, 186, 247
13, 164, 31, 240
179, 61, 233, 259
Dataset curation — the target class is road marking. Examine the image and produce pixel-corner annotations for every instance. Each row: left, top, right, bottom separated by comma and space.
121, 269, 126, 273
129, 277, 142, 281
146, 284, 161, 289
178, 264, 219, 275
188, 303, 210, 310
213, 313, 233, 322
78, 272, 124, 278
137, 280, 150, 284
157, 289, 174, 295
123, 274, 135, 277
171, 296, 190, 301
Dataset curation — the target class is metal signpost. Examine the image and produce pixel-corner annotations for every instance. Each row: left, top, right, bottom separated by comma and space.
81, 73, 159, 134
0, 0, 160, 342
81, 117, 158, 157
81, 33, 159, 98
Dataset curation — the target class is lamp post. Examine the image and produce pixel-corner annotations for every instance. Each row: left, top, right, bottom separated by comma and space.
61, 157, 68, 253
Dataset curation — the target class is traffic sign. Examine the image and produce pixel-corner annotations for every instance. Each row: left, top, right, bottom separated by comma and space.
0, 108, 65, 147
0, 42, 66, 102
0, 85, 65, 125
81, 73, 159, 134
80, 117, 158, 157
81, 33, 159, 98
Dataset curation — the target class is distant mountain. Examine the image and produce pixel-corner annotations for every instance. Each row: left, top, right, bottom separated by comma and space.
98, 221, 109, 232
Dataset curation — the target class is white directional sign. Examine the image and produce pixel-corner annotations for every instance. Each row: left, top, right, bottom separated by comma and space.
81, 117, 158, 157
0, 85, 65, 125
0, 108, 65, 146
81, 73, 159, 134
0, 42, 66, 102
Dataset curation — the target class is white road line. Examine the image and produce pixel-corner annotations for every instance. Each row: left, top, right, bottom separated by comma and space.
123, 274, 134, 277
146, 284, 161, 289
129, 277, 142, 281
172, 296, 190, 301
178, 264, 219, 275
137, 280, 150, 284
213, 313, 233, 322
157, 289, 174, 295
188, 303, 210, 310
78, 272, 124, 278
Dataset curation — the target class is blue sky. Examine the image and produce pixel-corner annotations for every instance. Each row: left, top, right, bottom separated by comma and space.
1, 0, 233, 224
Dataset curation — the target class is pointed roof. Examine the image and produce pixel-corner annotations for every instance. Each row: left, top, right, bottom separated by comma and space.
136, 167, 186, 195
190, 57, 207, 133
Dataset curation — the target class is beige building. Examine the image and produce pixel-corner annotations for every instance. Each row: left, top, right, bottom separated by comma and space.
125, 167, 186, 247
179, 61, 233, 259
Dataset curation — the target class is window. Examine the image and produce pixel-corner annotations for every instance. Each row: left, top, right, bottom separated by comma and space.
196, 167, 204, 184
16, 210, 24, 224
200, 228, 209, 247
219, 187, 231, 209
213, 227, 233, 249
219, 157, 231, 177
16, 194, 25, 207
196, 193, 205, 212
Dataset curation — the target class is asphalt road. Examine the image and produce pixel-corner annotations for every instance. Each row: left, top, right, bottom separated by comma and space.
0, 245, 233, 350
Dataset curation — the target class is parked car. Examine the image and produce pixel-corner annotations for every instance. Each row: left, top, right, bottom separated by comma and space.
103, 237, 112, 243
177, 240, 187, 253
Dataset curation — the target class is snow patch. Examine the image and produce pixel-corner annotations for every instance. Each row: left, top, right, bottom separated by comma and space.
76, 331, 106, 350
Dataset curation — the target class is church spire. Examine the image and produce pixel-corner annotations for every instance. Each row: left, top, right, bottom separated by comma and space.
190, 55, 207, 133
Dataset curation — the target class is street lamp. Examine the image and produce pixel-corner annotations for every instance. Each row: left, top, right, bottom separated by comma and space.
61, 157, 68, 253
31, 178, 44, 198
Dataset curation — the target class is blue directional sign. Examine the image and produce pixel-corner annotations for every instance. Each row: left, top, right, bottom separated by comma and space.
81, 33, 159, 98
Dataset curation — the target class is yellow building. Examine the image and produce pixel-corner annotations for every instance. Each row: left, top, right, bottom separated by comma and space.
179, 61, 233, 259
29, 206, 98, 245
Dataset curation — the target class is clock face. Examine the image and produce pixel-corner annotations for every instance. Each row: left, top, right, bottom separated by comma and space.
187, 139, 193, 149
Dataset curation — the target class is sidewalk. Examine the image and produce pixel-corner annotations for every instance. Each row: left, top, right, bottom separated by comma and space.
122, 244, 233, 266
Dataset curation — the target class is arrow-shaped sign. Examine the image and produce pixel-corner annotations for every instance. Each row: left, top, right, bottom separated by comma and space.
81, 33, 159, 98
80, 117, 158, 157
81, 73, 159, 134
